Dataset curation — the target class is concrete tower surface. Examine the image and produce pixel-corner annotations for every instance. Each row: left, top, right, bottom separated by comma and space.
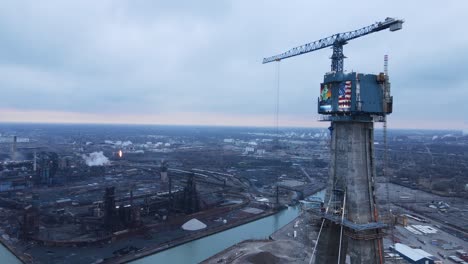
315, 72, 391, 264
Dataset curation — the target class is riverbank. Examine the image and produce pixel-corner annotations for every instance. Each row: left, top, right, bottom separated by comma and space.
202, 190, 326, 264
109, 208, 280, 263
124, 205, 302, 263
202, 210, 321, 264
0, 236, 25, 263
1, 189, 325, 263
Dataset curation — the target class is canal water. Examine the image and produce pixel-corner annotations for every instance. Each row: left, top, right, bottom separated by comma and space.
0, 190, 325, 264
132, 189, 325, 264
0, 243, 22, 264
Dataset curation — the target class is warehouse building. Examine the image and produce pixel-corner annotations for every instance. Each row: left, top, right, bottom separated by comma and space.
391, 243, 442, 264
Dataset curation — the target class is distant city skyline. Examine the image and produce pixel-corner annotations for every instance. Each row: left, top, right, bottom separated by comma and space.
1, 1, 467, 130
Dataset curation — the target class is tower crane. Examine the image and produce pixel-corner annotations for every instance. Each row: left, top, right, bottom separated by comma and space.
263, 18, 404, 264
262, 17, 403, 72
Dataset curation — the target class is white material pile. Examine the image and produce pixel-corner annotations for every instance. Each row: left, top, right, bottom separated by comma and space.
182, 218, 207, 231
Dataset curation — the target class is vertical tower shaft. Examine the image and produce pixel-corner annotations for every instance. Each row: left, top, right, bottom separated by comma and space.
316, 121, 383, 263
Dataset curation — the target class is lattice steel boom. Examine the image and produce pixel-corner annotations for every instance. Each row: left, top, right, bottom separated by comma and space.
262, 17, 403, 72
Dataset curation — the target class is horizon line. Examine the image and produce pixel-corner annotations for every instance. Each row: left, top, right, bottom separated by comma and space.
0, 120, 463, 132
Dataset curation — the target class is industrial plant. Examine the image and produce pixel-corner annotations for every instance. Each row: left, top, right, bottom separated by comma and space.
0, 124, 467, 263
0, 15, 467, 264
0, 124, 329, 263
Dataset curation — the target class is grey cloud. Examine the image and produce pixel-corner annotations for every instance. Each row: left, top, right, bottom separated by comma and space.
0, 0, 467, 127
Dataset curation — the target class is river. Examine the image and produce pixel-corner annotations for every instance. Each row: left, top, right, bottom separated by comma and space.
0, 190, 325, 264
132, 189, 325, 264
0, 243, 22, 264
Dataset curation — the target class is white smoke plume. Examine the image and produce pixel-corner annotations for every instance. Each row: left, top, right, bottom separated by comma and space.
82, 151, 110, 166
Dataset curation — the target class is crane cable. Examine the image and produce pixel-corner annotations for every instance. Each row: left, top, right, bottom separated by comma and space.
309, 173, 340, 264
309, 191, 334, 264
275, 60, 281, 138
383, 115, 397, 263
274, 60, 281, 204
337, 190, 347, 263
309, 123, 337, 264
383, 54, 396, 262
309, 221, 324, 264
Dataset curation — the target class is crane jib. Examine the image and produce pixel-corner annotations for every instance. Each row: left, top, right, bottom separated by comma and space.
262, 17, 404, 72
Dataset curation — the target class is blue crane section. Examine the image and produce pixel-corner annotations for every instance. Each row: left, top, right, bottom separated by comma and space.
262, 17, 403, 73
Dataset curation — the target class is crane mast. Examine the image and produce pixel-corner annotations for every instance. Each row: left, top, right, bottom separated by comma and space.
262, 17, 403, 73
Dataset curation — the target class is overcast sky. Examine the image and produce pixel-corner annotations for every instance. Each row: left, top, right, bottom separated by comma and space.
0, 1, 467, 130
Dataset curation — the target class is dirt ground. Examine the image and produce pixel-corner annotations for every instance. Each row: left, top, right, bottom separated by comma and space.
202, 210, 321, 264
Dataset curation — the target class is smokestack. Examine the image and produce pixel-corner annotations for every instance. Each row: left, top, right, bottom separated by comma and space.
33, 150, 37, 171
160, 160, 168, 183
11, 136, 17, 160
